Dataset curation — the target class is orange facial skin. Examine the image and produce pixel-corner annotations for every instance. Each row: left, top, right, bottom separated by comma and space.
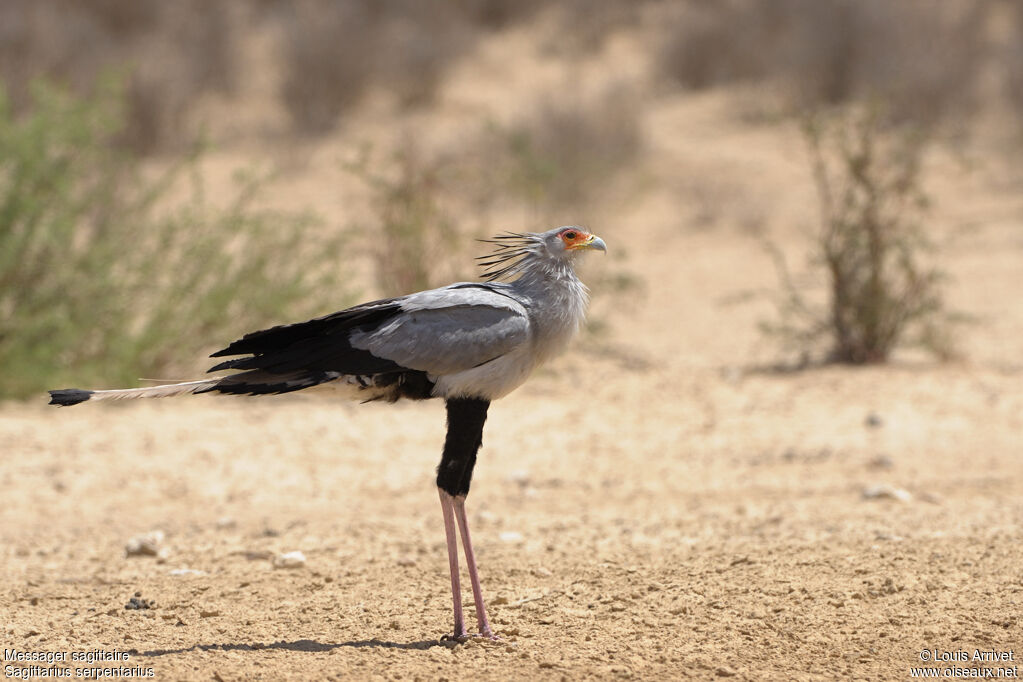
560, 228, 599, 250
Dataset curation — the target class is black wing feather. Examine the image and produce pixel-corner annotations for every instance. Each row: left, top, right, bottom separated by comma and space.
208, 298, 408, 377
211, 298, 400, 358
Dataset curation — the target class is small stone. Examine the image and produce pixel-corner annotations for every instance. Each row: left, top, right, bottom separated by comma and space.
168, 568, 206, 577
200, 610, 220, 618
862, 485, 912, 503
273, 551, 307, 569
865, 413, 883, 428
716, 666, 737, 677
499, 531, 524, 544
125, 594, 153, 611
125, 531, 165, 557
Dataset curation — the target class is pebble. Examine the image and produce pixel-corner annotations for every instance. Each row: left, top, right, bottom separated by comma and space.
124, 593, 156, 610
273, 550, 307, 569
125, 531, 165, 557
499, 531, 524, 544
862, 484, 913, 503
169, 568, 206, 577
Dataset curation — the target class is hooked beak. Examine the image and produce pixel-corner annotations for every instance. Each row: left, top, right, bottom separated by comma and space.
576, 234, 607, 253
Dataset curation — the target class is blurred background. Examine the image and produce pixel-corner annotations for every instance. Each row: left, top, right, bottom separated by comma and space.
2, 0, 1022, 398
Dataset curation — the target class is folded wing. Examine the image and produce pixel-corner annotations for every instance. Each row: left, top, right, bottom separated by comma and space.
349, 285, 531, 375
207, 284, 531, 393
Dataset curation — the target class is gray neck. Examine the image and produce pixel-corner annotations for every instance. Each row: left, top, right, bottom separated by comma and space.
511, 254, 590, 362
513, 252, 582, 290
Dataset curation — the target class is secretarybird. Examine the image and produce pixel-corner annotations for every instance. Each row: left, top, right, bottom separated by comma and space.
49, 225, 606, 640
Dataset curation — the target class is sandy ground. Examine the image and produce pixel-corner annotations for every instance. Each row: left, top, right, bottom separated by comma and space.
3, 213, 1022, 680
4, 13, 1023, 679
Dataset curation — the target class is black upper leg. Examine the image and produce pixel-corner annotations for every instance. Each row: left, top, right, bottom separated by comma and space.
437, 398, 490, 497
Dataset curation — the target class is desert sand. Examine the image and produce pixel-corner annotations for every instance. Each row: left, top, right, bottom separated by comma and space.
4, 209, 1022, 679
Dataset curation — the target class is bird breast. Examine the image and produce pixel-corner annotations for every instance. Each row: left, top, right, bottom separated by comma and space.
524, 273, 590, 367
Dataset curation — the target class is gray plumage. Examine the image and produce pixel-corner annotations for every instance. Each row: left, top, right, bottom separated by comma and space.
48, 226, 606, 406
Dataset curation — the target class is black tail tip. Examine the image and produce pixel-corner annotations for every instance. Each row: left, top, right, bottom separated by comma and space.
48, 388, 94, 406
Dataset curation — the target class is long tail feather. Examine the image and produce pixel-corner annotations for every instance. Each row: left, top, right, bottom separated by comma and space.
49, 379, 219, 406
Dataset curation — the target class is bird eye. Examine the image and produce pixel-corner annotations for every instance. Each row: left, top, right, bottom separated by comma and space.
563, 231, 578, 240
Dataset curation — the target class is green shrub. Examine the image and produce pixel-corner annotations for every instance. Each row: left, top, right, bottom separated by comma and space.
0, 79, 347, 399
764, 105, 956, 365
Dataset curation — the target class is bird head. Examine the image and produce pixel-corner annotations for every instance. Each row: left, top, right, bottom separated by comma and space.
478, 226, 606, 281
540, 226, 608, 258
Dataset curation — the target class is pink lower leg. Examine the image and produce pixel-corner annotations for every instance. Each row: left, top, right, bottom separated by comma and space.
439, 489, 466, 639
452, 495, 495, 638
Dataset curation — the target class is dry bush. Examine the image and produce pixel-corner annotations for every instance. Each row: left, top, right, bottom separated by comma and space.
456, 0, 546, 29
0, 0, 237, 154
346, 146, 466, 297
277, 1, 376, 134
277, 0, 475, 134
764, 105, 956, 365
658, 0, 990, 128
342, 83, 643, 296
487, 86, 643, 217
543, 0, 650, 54
1006, 2, 1023, 120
